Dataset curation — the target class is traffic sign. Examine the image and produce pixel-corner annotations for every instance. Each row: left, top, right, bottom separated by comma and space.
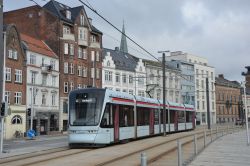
27, 129, 35, 139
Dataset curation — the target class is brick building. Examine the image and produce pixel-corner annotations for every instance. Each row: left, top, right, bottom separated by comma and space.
3, 24, 26, 139
4, 0, 103, 131
215, 74, 241, 124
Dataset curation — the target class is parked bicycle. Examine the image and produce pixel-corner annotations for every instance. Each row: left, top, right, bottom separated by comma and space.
14, 130, 23, 138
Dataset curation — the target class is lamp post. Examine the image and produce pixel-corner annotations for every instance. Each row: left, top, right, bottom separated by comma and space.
242, 81, 249, 145
30, 87, 38, 131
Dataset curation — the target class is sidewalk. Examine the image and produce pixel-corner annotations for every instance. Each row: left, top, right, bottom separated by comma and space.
189, 130, 250, 166
0, 134, 68, 158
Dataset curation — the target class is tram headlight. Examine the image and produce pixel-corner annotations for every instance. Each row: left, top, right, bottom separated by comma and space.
88, 130, 97, 133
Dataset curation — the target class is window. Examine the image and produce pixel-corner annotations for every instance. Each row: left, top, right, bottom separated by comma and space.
211, 72, 214, 80
31, 71, 36, 84
115, 73, 120, 83
116, 88, 120, 92
70, 44, 74, 55
91, 51, 95, 61
129, 75, 133, 84
5, 68, 11, 81
63, 26, 70, 34
70, 82, 74, 91
42, 74, 47, 86
52, 94, 56, 106
96, 52, 100, 61
14, 92, 22, 105
78, 84, 82, 89
91, 68, 95, 78
77, 66, 82, 76
78, 47, 82, 58
79, 29, 83, 40
64, 82, 68, 93
105, 71, 112, 82
30, 54, 36, 65
5, 91, 10, 104
138, 90, 145, 97
64, 62, 68, 74
91, 35, 96, 43
83, 49, 87, 59
42, 94, 46, 105
202, 101, 205, 110
66, 10, 71, 19
70, 63, 74, 74
52, 76, 56, 87
63, 100, 68, 113
197, 101, 200, 109
129, 90, 133, 95
8, 49, 17, 59
122, 74, 127, 83
138, 75, 144, 85
50, 60, 56, 70
80, 15, 84, 25
64, 43, 68, 54
11, 115, 22, 124
96, 68, 100, 79
83, 67, 87, 77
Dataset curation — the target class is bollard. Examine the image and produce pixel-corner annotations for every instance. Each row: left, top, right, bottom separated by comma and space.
216, 127, 218, 138
194, 134, 197, 155
141, 152, 147, 166
204, 130, 206, 147
177, 140, 182, 166
210, 129, 212, 142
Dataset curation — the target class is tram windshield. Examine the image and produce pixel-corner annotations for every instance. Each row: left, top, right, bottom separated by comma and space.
69, 90, 105, 126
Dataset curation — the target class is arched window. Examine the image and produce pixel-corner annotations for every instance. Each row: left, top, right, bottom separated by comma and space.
107, 61, 110, 67
11, 115, 22, 124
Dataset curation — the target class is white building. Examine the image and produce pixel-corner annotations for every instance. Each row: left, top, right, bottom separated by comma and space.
166, 51, 216, 125
143, 59, 182, 102
102, 48, 146, 96
21, 34, 60, 135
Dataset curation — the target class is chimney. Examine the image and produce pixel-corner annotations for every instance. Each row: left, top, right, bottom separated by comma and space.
88, 18, 92, 26
218, 74, 224, 79
115, 47, 119, 51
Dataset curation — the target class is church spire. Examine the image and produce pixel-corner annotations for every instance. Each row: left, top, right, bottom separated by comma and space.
120, 21, 128, 54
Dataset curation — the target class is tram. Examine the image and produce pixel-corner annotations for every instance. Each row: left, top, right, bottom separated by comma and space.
68, 88, 195, 147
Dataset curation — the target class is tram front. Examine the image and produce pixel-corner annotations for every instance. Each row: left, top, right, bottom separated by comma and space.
68, 88, 105, 146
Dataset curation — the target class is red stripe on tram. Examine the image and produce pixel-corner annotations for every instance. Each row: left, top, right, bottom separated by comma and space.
112, 97, 134, 103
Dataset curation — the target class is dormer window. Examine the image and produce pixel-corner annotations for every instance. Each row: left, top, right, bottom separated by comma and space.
66, 10, 71, 19
80, 15, 84, 26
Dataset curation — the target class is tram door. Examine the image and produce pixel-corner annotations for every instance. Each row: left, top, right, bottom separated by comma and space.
114, 105, 119, 142
149, 109, 154, 135
174, 111, 178, 131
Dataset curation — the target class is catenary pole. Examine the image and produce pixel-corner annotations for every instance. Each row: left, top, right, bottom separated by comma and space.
206, 77, 211, 129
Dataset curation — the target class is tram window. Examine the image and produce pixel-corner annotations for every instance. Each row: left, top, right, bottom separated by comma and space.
119, 105, 134, 127
101, 103, 114, 128
170, 110, 175, 123
137, 107, 150, 126
178, 111, 185, 123
160, 109, 169, 124
154, 109, 159, 125
186, 111, 193, 123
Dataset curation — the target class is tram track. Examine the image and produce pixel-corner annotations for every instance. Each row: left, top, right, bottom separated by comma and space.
0, 147, 94, 166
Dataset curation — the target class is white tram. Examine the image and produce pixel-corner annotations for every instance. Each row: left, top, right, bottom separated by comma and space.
68, 88, 195, 147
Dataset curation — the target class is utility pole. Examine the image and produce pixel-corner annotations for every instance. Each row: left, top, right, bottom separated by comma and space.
158, 50, 169, 136
206, 77, 211, 129
0, 0, 4, 153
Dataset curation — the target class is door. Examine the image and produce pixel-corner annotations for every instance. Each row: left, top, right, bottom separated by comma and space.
114, 105, 119, 142
174, 111, 178, 131
149, 109, 154, 135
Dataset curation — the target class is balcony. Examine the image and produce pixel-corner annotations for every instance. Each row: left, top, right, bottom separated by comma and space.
90, 42, 100, 48
78, 39, 88, 46
41, 65, 52, 74
62, 33, 75, 41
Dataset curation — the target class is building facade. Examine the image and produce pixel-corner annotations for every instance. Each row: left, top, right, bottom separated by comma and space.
4, 0, 103, 131
215, 74, 241, 123
3, 25, 26, 139
143, 59, 182, 102
168, 60, 195, 105
21, 34, 60, 135
242, 66, 250, 120
102, 48, 146, 96
166, 51, 216, 125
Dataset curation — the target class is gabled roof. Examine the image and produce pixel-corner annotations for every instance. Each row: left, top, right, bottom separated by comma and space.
43, 0, 102, 34
102, 48, 139, 72
20, 34, 57, 58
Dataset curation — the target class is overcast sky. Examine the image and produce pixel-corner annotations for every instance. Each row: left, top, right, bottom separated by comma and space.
4, 0, 250, 82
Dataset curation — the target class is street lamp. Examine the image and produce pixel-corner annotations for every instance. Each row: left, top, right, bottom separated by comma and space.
242, 81, 249, 145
